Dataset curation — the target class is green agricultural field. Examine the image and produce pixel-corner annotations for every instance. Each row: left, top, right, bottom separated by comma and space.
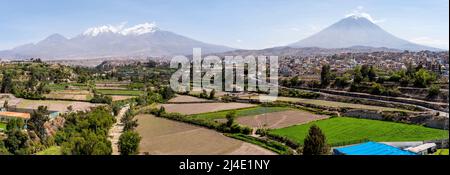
36, 146, 61, 155
46, 83, 89, 91
434, 149, 448, 156
0, 122, 6, 131
270, 117, 448, 146
190, 106, 291, 120
434, 149, 449, 155
97, 89, 144, 96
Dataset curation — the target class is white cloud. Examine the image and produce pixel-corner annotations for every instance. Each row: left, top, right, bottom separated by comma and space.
411, 37, 449, 49
236, 39, 243, 43
120, 22, 158, 35
345, 6, 386, 23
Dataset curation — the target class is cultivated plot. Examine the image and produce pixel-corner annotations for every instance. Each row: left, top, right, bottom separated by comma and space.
136, 114, 275, 155
111, 95, 136, 101
44, 90, 92, 101
97, 89, 144, 96
159, 103, 256, 115
168, 95, 213, 103
235, 110, 329, 129
13, 99, 99, 112
270, 117, 449, 146
190, 106, 290, 120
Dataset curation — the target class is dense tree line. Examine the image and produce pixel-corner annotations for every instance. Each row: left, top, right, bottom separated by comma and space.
313, 63, 440, 98
0, 106, 55, 155
118, 107, 141, 155
55, 106, 116, 155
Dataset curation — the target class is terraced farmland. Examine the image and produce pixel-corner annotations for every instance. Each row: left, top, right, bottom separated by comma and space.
189, 106, 291, 120
250, 96, 412, 112
97, 89, 144, 96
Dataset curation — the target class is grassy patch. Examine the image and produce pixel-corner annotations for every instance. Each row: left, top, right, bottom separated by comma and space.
97, 89, 144, 96
189, 106, 291, 120
36, 146, 61, 155
46, 83, 88, 91
270, 117, 448, 146
16, 99, 72, 108
0, 122, 6, 131
434, 149, 449, 155
226, 134, 292, 155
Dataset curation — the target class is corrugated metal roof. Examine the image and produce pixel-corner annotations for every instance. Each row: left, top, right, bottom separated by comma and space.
405, 143, 436, 153
334, 142, 417, 155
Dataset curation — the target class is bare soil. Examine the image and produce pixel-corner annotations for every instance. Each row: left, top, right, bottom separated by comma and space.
234, 110, 329, 129
159, 103, 256, 115
136, 114, 275, 155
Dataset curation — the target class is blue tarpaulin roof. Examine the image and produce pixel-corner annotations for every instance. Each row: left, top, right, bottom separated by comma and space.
334, 142, 417, 155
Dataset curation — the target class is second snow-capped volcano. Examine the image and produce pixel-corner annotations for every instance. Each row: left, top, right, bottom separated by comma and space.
289, 15, 439, 51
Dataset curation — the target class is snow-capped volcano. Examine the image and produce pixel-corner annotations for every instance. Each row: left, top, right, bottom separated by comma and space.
0, 22, 234, 59
289, 16, 440, 51
83, 22, 159, 37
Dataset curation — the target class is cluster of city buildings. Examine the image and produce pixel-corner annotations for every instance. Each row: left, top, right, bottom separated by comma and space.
278, 51, 449, 77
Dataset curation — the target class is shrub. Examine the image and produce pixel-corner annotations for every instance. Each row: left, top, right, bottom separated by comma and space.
90, 93, 112, 104
225, 111, 236, 127
118, 131, 141, 155
427, 84, 440, 98
370, 83, 384, 95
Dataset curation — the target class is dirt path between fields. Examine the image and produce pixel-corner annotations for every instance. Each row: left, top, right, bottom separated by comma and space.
109, 105, 130, 155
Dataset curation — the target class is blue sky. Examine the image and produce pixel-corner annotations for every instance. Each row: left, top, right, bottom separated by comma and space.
0, 0, 448, 50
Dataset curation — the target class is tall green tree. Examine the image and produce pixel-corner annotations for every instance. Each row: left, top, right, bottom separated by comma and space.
414, 69, 436, 88
353, 66, 363, 84
28, 106, 50, 140
0, 71, 13, 93
6, 118, 25, 131
368, 66, 377, 82
302, 125, 329, 155
361, 65, 370, 78
320, 65, 331, 87
118, 131, 141, 155
122, 109, 138, 131
4, 129, 30, 155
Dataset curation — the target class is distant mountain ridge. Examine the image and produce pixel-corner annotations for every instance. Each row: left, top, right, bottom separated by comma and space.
1, 17, 444, 60
0, 23, 234, 60
209, 46, 402, 57
289, 15, 441, 51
